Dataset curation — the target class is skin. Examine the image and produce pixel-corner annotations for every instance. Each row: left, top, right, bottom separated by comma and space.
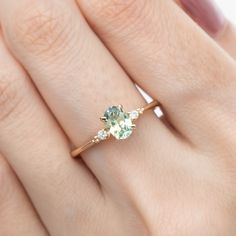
0, 0, 236, 235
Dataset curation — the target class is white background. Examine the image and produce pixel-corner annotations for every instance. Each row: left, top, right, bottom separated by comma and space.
216, 0, 236, 23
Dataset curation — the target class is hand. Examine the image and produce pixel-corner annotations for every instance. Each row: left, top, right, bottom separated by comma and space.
0, 0, 236, 235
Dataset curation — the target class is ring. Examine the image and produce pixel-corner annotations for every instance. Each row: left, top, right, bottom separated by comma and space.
71, 100, 159, 158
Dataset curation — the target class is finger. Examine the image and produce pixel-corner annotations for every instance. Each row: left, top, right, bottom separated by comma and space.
179, 0, 236, 59
0, 0, 176, 200
76, 0, 236, 150
0, 31, 101, 235
0, 154, 48, 236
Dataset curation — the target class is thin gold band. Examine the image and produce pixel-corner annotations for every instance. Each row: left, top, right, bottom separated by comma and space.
71, 100, 159, 158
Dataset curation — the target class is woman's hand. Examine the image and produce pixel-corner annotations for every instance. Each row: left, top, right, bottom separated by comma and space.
0, 0, 236, 235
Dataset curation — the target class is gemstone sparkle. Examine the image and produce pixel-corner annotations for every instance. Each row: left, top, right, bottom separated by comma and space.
129, 110, 139, 120
103, 106, 133, 140
97, 130, 109, 140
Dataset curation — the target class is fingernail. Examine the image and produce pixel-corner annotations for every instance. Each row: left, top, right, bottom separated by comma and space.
180, 0, 225, 36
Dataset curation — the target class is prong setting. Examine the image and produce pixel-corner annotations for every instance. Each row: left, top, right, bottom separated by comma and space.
100, 116, 107, 122
137, 108, 144, 114
118, 104, 123, 111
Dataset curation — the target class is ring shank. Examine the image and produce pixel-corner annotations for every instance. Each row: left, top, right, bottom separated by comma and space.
71, 140, 95, 158
71, 100, 159, 158
142, 100, 159, 112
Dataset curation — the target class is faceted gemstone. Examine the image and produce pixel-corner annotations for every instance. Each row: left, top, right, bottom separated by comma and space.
129, 110, 139, 120
97, 130, 109, 140
104, 106, 133, 140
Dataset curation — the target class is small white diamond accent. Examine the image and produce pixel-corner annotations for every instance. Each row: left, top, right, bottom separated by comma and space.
97, 130, 108, 140
129, 110, 139, 120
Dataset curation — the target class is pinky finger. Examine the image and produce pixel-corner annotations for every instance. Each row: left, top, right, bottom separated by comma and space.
179, 0, 236, 59
0, 154, 48, 236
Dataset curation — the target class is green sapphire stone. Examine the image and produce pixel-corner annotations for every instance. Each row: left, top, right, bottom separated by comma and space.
104, 106, 133, 140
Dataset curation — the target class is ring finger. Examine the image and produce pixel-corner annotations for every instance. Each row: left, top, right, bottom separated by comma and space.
0, 0, 178, 199
76, 0, 236, 151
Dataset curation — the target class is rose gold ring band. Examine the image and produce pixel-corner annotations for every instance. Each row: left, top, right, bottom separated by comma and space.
71, 100, 159, 158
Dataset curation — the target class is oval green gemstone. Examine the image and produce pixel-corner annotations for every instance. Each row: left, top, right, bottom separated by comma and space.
104, 106, 133, 140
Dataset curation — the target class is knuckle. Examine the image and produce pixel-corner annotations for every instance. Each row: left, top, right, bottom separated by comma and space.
90, 0, 146, 28
0, 72, 24, 122
13, 1, 72, 56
